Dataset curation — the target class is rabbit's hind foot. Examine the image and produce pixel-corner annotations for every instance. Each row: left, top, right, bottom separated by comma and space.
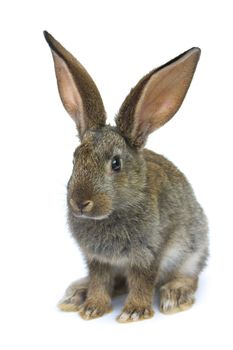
159, 277, 198, 314
57, 277, 88, 312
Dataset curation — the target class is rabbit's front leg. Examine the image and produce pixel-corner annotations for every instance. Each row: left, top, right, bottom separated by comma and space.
117, 265, 156, 323
78, 260, 112, 320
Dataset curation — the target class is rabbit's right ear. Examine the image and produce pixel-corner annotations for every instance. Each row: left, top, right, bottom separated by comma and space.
44, 31, 106, 139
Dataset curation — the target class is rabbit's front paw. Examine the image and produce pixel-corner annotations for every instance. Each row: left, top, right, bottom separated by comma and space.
117, 305, 154, 323
78, 299, 112, 320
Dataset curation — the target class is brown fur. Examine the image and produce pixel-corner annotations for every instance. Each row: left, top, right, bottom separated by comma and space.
117, 265, 156, 322
78, 261, 112, 319
44, 32, 208, 322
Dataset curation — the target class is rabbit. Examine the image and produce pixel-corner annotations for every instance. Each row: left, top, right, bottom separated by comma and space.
44, 31, 208, 322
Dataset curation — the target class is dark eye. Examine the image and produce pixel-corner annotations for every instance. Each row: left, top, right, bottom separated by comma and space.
111, 156, 121, 171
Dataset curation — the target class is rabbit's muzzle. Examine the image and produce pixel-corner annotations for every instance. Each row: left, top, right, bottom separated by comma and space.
67, 189, 113, 219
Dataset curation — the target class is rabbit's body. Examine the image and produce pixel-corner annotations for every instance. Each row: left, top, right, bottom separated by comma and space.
68, 135, 208, 284
44, 31, 208, 322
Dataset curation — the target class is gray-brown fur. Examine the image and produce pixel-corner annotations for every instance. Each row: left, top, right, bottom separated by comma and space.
44, 32, 208, 322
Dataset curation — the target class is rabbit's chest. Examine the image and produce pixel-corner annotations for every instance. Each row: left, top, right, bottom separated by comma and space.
73, 220, 155, 267
82, 229, 131, 264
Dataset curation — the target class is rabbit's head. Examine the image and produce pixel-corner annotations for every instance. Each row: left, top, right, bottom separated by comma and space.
44, 31, 200, 220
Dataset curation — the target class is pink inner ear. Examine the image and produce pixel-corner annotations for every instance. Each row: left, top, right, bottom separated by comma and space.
52, 52, 85, 133
132, 50, 199, 142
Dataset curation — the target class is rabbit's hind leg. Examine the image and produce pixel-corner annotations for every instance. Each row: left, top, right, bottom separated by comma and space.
159, 276, 198, 314
58, 277, 89, 312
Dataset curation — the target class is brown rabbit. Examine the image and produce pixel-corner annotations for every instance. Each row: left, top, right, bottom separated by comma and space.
44, 31, 208, 322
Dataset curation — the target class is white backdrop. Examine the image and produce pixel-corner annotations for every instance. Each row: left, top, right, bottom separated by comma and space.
0, 0, 232, 349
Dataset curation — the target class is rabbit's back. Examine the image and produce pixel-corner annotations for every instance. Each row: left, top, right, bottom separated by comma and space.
143, 149, 208, 281
144, 148, 208, 235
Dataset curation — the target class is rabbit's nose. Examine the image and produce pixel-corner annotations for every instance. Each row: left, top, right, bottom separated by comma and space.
69, 198, 93, 213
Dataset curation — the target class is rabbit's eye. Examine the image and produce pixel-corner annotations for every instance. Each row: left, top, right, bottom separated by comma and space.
111, 156, 121, 172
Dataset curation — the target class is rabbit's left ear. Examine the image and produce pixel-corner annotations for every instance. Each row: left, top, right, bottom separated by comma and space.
116, 48, 201, 148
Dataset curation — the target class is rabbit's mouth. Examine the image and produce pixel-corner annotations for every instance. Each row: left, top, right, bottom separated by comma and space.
71, 211, 112, 221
